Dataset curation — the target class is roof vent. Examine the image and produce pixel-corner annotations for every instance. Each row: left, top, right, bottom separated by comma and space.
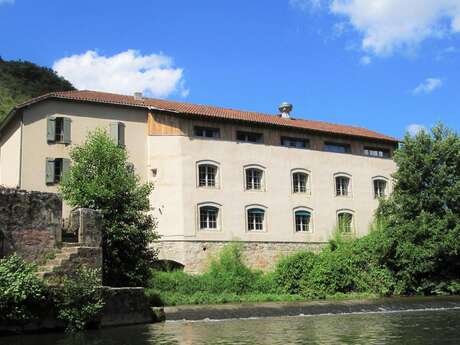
278, 102, 293, 119
133, 92, 143, 100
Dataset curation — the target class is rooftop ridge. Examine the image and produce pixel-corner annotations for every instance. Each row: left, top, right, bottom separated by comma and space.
7, 89, 399, 143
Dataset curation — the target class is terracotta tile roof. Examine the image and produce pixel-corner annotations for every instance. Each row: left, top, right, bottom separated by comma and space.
12, 90, 398, 143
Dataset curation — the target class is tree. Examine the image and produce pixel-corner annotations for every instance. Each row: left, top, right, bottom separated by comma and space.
0, 58, 75, 121
377, 124, 460, 294
60, 129, 158, 287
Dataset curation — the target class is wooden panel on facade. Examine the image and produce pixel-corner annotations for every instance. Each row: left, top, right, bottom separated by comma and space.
148, 112, 185, 136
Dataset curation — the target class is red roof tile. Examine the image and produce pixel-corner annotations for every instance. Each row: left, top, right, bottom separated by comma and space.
12, 90, 398, 143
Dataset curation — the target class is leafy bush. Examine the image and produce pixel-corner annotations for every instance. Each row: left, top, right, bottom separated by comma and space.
148, 243, 284, 305
0, 254, 45, 321
205, 243, 266, 294
53, 267, 105, 333
60, 129, 158, 287
274, 251, 318, 295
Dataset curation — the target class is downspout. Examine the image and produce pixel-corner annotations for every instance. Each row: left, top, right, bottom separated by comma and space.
18, 110, 24, 189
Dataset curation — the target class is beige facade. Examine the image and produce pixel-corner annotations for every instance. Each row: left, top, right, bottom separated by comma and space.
0, 93, 398, 272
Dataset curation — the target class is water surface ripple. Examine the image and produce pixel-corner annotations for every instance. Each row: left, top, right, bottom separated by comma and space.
3, 308, 460, 345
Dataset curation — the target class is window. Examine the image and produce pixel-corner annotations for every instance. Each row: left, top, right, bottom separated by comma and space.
335, 175, 351, 196
292, 172, 309, 193
245, 168, 263, 190
324, 142, 351, 154
194, 126, 220, 138
338, 212, 353, 233
45, 158, 70, 184
373, 179, 387, 198
247, 208, 265, 231
197, 161, 219, 188
198, 164, 217, 187
295, 210, 312, 232
364, 147, 390, 158
110, 122, 125, 147
236, 131, 263, 143
199, 206, 219, 230
47, 117, 71, 144
281, 137, 309, 149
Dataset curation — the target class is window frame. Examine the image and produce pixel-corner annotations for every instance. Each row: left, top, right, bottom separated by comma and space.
364, 146, 391, 158
372, 176, 389, 199
45, 157, 71, 185
337, 209, 355, 234
291, 169, 311, 195
197, 202, 222, 232
194, 126, 221, 139
196, 160, 220, 189
236, 130, 264, 144
243, 164, 266, 191
281, 136, 310, 149
334, 172, 352, 197
324, 141, 352, 154
47, 116, 71, 144
245, 205, 268, 232
293, 207, 313, 233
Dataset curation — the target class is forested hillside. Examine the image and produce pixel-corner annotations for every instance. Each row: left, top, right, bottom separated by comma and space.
0, 58, 75, 122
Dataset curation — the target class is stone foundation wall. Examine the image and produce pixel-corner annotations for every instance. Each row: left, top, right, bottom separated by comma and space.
0, 187, 62, 261
156, 240, 327, 273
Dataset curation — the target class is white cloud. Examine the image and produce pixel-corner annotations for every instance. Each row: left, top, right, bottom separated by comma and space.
0, 0, 15, 4
53, 50, 188, 98
293, 0, 460, 56
360, 55, 372, 65
412, 78, 443, 95
406, 123, 427, 136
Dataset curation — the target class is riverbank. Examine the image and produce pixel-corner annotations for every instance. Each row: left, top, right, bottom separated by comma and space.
164, 295, 460, 321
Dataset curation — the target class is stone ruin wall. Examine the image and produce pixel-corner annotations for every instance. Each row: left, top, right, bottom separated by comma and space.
0, 187, 62, 261
0, 187, 102, 274
157, 240, 327, 274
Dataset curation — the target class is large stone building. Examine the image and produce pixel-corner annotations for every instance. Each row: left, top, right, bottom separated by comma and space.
0, 90, 398, 272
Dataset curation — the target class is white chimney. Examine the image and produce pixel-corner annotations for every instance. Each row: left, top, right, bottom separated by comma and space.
279, 102, 293, 119
133, 92, 143, 100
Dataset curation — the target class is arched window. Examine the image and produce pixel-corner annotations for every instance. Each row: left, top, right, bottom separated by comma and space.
334, 173, 351, 196
337, 211, 354, 233
197, 161, 219, 188
198, 205, 220, 230
247, 207, 266, 231
292, 170, 310, 194
245, 166, 264, 191
294, 209, 312, 232
373, 177, 388, 198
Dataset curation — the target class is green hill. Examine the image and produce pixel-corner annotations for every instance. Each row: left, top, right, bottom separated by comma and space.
0, 58, 75, 122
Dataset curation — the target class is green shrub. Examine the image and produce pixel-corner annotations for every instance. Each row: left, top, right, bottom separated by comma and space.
0, 254, 45, 321
299, 230, 396, 298
205, 243, 262, 294
54, 267, 105, 333
274, 251, 318, 295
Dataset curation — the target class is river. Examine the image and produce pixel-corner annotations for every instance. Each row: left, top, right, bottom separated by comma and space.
3, 308, 460, 345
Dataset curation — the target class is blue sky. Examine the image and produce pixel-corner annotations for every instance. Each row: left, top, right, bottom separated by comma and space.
1, 0, 460, 138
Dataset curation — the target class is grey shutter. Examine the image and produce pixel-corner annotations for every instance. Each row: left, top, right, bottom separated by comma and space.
110, 122, 119, 145
118, 122, 125, 147
47, 117, 56, 142
61, 158, 71, 178
110, 122, 125, 146
62, 118, 71, 144
45, 158, 55, 184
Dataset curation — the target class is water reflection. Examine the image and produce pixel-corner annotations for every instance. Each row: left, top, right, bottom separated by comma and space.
3, 309, 460, 345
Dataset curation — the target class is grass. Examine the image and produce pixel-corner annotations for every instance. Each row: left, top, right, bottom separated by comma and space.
145, 288, 379, 307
